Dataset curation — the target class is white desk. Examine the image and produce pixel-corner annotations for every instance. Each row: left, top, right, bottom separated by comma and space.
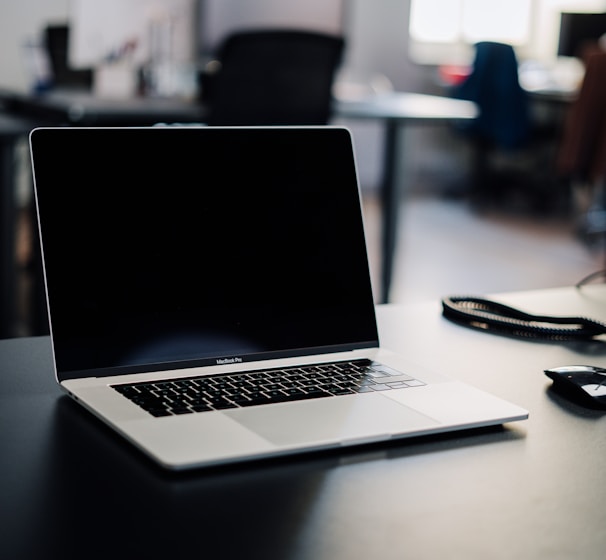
335, 92, 477, 303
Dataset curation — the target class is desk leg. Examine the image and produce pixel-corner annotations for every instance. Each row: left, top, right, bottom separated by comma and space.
379, 120, 400, 304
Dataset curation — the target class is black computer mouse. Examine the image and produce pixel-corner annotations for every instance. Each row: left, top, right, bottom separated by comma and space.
544, 365, 606, 410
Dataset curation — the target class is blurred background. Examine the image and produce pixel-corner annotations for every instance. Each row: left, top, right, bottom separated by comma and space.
1, 0, 605, 338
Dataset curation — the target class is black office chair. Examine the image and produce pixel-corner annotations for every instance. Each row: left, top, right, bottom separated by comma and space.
200, 29, 345, 126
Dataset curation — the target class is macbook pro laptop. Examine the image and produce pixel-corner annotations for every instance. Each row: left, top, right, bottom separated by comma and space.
30, 126, 527, 470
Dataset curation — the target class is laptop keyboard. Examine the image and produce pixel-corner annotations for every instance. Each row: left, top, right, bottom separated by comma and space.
111, 359, 426, 417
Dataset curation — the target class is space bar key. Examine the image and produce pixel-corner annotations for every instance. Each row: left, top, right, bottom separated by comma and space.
239, 390, 330, 407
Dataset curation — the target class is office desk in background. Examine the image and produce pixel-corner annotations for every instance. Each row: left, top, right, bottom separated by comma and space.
0, 89, 206, 126
335, 92, 477, 302
1, 285, 605, 559
1, 89, 477, 311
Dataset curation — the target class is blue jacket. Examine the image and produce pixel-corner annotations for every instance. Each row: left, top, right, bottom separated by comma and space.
452, 42, 531, 150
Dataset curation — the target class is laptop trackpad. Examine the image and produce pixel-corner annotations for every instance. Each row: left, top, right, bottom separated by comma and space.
225, 393, 439, 446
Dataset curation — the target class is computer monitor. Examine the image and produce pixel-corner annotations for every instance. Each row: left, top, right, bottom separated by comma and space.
557, 12, 606, 58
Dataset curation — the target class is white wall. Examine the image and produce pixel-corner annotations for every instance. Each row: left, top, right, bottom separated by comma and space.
1, 1, 603, 192
345, 0, 430, 92
0, 0, 429, 93
5, 1, 605, 93
0, 0, 70, 91
0, 0, 431, 190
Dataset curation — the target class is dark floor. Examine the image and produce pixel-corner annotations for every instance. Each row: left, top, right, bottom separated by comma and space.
362, 190, 602, 305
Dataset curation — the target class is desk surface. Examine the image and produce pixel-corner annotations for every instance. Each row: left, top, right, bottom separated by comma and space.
1, 89, 206, 126
2, 285, 606, 559
2, 88, 477, 126
335, 91, 477, 122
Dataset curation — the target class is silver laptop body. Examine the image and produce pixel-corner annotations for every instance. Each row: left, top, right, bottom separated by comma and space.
30, 126, 527, 470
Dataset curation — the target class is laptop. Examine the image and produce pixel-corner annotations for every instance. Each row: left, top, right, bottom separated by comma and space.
30, 126, 527, 470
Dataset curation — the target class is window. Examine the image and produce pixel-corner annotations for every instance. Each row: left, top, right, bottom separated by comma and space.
409, 0, 532, 63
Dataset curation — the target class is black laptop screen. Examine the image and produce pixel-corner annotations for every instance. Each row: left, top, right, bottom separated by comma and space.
31, 127, 379, 379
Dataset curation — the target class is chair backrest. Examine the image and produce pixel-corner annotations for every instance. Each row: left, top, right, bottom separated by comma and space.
202, 29, 345, 126
451, 41, 530, 150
